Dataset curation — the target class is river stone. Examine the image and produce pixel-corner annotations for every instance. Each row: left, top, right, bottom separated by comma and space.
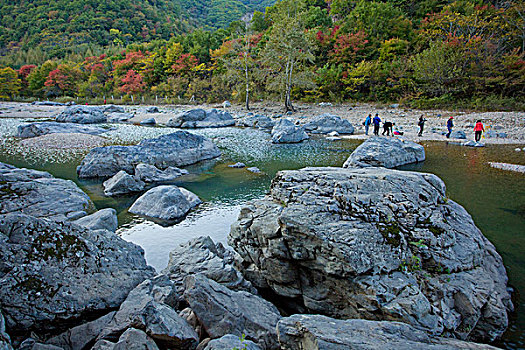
237, 115, 275, 130
103, 171, 145, 196
77, 131, 221, 178
140, 118, 156, 125
162, 236, 255, 295
129, 185, 201, 222
304, 114, 354, 134
462, 141, 485, 147
167, 109, 235, 128
0, 213, 155, 336
17, 122, 110, 138
450, 130, 467, 139
56, 106, 107, 124
343, 136, 425, 168
203, 334, 261, 350
134, 163, 188, 183
146, 107, 159, 113
31, 101, 65, 106
96, 276, 198, 349
103, 105, 125, 114
271, 119, 309, 144
277, 315, 500, 350
222, 101, 231, 108
183, 274, 281, 350
228, 167, 512, 342
0, 163, 95, 222
73, 208, 118, 232
107, 113, 133, 123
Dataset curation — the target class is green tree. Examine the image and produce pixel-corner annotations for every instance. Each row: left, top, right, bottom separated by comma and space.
0, 67, 22, 99
27, 60, 58, 97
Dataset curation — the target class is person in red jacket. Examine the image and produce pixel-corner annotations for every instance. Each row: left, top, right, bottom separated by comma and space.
474, 120, 485, 142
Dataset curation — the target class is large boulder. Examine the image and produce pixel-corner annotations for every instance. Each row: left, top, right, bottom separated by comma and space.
92, 328, 159, 350
167, 109, 235, 128
277, 315, 500, 350
203, 335, 262, 350
134, 163, 188, 183
271, 119, 309, 144
129, 185, 201, 222
73, 208, 118, 232
303, 114, 354, 134
103, 170, 145, 196
228, 167, 512, 342
17, 122, 110, 138
450, 130, 467, 139
77, 131, 221, 178
343, 136, 425, 168
0, 213, 155, 336
56, 106, 107, 124
162, 236, 255, 295
183, 274, 281, 349
237, 115, 275, 130
107, 113, 133, 123
0, 162, 95, 221
103, 105, 125, 114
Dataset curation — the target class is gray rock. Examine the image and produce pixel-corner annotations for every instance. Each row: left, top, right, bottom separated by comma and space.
31, 101, 65, 106
97, 276, 198, 349
56, 106, 107, 124
134, 163, 188, 183
247, 167, 262, 174
167, 109, 235, 128
237, 115, 275, 130
304, 114, 354, 134
0, 163, 95, 222
184, 274, 281, 350
485, 130, 507, 139
343, 136, 425, 168
0, 213, 154, 336
228, 167, 512, 342
103, 105, 125, 114
277, 315, 500, 350
18, 338, 62, 350
92, 328, 159, 350
107, 113, 133, 123
103, 171, 145, 196
145, 107, 159, 113
450, 130, 467, 139
129, 185, 201, 222
77, 131, 221, 178
271, 119, 309, 144
17, 122, 110, 138
73, 208, 118, 232
228, 162, 246, 168
140, 118, 156, 125
162, 236, 255, 295
222, 101, 232, 108
462, 141, 485, 147
0, 310, 12, 350
204, 335, 261, 350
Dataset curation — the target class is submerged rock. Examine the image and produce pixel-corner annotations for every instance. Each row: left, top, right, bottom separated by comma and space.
73, 208, 118, 232
303, 114, 354, 134
134, 163, 188, 183
462, 141, 485, 147
229, 167, 512, 342
167, 109, 235, 128
277, 315, 500, 350
56, 106, 107, 124
271, 119, 308, 144
129, 185, 201, 222
77, 131, 221, 178
343, 136, 425, 168
184, 274, 281, 350
0, 213, 154, 336
0, 162, 95, 221
228, 162, 246, 168
103, 170, 145, 196
17, 122, 110, 138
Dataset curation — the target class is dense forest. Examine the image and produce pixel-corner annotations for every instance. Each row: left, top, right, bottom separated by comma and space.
0, 0, 524, 110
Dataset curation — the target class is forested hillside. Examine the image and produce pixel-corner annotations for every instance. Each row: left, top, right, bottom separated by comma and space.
0, 0, 523, 110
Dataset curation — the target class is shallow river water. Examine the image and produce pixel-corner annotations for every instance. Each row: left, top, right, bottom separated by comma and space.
0, 121, 523, 348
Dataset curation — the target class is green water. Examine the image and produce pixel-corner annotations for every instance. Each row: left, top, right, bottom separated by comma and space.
0, 121, 524, 348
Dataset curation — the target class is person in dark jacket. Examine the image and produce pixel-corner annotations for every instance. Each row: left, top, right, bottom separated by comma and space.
372, 114, 381, 136
418, 115, 427, 136
382, 121, 394, 136
446, 117, 454, 138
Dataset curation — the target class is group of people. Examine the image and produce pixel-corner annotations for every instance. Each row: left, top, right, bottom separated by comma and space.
363, 113, 486, 141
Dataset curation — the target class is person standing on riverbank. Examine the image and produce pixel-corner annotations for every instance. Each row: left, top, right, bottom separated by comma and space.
363, 114, 372, 135
474, 120, 485, 142
446, 117, 454, 138
373, 114, 381, 136
418, 115, 427, 136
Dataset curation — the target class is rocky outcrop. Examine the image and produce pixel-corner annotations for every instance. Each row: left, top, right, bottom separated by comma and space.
277, 315, 500, 350
92, 328, 159, 350
134, 163, 188, 183
129, 185, 201, 222
77, 131, 221, 178
103, 105, 125, 114
167, 109, 235, 128
203, 335, 262, 350
343, 136, 425, 168
73, 208, 118, 232
183, 274, 281, 349
228, 167, 512, 342
271, 119, 308, 144
303, 114, 354, 134
162, 236, 255, 295
103, 171, 145, 196
56, 106, 107, 124
0, 213, 154, 336
237, 115, 275, 130
17, 122, 110, 138
0, 162, 95, 221
0, 311, 12, 350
